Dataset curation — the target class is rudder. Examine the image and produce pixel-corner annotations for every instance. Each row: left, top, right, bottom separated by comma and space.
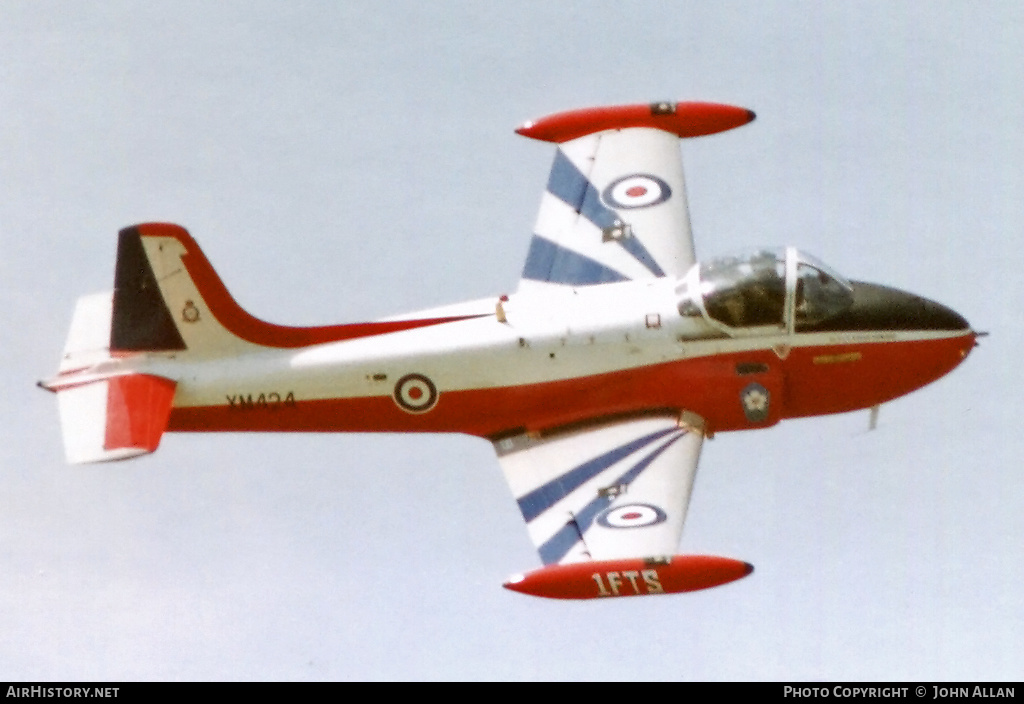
111, 228, 187, 352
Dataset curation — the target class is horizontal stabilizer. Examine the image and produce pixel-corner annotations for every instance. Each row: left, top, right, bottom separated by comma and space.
56, 374, 176, 464
503, 555, 753, 599
60, 291, 113, 372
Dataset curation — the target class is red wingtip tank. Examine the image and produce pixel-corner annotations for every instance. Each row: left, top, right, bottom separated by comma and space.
515, 101, 756, 143
503, 555, 754, 600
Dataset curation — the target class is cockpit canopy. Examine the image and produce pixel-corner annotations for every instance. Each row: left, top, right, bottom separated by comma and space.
678, 248, 854, 332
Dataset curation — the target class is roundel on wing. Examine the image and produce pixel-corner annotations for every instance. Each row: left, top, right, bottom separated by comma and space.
597, 503, 667, 529
601, 174, 672, 210
393, 373, 438, 413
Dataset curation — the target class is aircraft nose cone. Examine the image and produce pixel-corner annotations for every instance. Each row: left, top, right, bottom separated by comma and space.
917, 296, 970, 331
871, 285, 970, 332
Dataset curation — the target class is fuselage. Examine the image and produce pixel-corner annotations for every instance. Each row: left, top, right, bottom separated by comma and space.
154, 273, 974, 439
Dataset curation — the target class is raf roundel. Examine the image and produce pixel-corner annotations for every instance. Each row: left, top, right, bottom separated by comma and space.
597, 503, 667, 529
393, 373, 438, 413
601, 174, 672, 210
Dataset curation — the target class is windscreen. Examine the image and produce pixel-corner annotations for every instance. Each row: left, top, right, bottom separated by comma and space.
794, 253, 854, 325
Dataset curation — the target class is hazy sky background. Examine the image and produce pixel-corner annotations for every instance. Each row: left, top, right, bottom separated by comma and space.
2, 1, 1021, 680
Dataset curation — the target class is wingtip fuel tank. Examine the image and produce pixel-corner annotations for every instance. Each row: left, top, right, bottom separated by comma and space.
503, 555, 754, 599
515, 101, 756, 143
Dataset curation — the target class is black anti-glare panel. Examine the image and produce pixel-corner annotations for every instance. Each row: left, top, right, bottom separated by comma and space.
110, 227, 187, 351
796, 282, 970, 333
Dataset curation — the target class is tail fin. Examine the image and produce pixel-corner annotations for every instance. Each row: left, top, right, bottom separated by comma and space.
111, 223, 389, 356
116, 223, 484, 352
114, 223, 267, 357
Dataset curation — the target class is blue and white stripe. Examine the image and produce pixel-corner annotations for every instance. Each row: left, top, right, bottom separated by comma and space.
494, 414, 704, 566
534, 430, 686, 564
522, 149, 667, 286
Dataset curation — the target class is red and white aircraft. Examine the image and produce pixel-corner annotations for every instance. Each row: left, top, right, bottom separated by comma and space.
40, 102, 977, 599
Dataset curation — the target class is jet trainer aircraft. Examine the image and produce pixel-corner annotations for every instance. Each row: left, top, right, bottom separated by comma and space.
40, 102, 978, 599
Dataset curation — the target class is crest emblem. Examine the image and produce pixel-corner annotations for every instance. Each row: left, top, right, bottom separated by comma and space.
740, 382, 770, 423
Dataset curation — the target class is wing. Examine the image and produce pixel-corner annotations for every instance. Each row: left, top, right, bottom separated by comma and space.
493, 413, 705, 565
516, 101, 756, 291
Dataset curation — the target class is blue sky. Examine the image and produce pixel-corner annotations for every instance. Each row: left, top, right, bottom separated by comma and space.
1, 2, 1021, 680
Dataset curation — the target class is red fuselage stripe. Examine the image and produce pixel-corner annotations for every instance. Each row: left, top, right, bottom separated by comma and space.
134, 223, 488, 348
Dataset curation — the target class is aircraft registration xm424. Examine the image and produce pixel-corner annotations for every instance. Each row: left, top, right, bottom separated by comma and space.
40, 102, 978, 599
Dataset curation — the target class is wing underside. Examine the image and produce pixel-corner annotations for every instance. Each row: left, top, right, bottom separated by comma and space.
516, 101, 756, 291
521, 128, 695, 290
494, 414, 705, 565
